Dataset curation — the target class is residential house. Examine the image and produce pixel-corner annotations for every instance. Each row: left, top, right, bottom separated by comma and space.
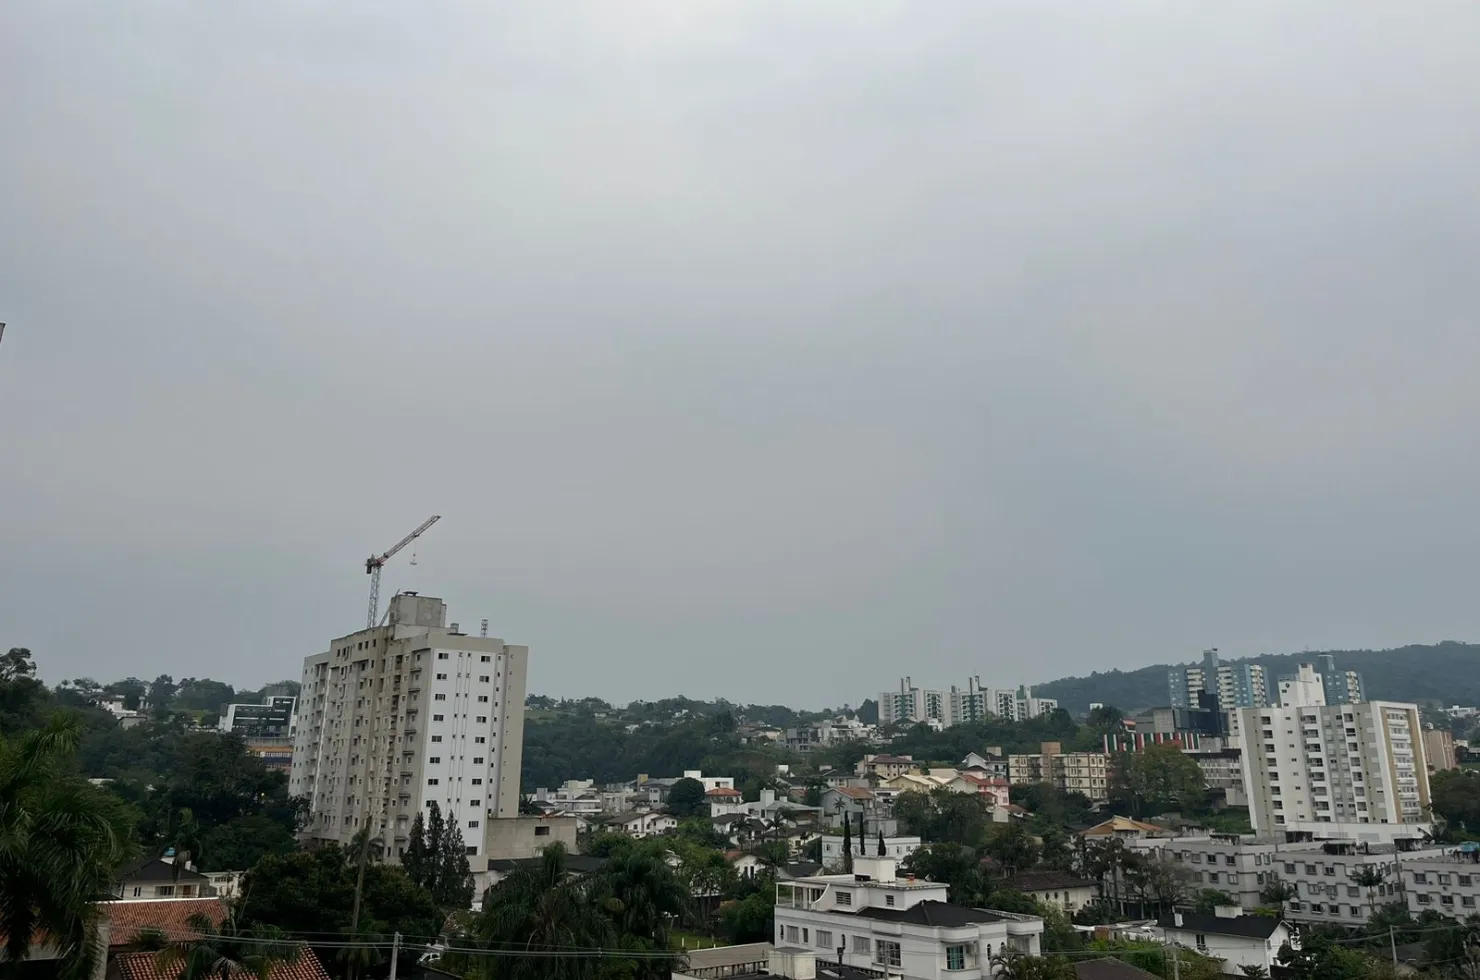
112, 947, 330, 980
1155, 909, 1297, 976
1008, 871, 1097, 913
610, 810, 678, 838
707, 786, 747, 816
728, 850, 770, 881
674, 944, 878, 980
1078, 817, 1167, 840
114, 857, 212, 900
1073, 959, 1164, 980
856, 754, 916, 779
822, 834, 923, 871
774, 855, 1045, 979
820, 786, 881, 828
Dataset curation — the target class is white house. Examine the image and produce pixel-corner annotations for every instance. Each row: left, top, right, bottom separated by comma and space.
707, 786, 748, 816
612, 810, 678, 838
774, 855, 1044, 980
1155, 909, 1297, 976
822, 834, 923, 872
1008, 871, 1097, 914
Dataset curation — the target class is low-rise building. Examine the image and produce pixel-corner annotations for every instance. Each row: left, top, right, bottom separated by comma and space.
856, 754, 916, 779
1008, 871, 1097, 913
1127, 835, 1277, 912
1423, 727, 1459, 772
1155, 909, 1296, 976
115, 857, 212, 900
1400, 844, 1480, 919
774, 855, 1044, 980
821, 834, 922, 871
608, 809, 678, 838
1275, 840, 1405, 927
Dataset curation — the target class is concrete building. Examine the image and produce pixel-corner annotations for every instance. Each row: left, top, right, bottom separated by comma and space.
1008, 742, 1109, 802
1234, 698, 1431, 842
883, 678, 1057, 728
219, 696, 297, 738
1169, 649, 1268, 711
1127, 835, 1279, 913
774, 855, 1044, 980
1316, 654, 1365, 706
1400, 844, 1480, 919
1423, 726, 1458, 772
290, 593, 527, 863
1008, 871, 1097, 914
821, 834, 922, 871
1275, 839, 1406, 927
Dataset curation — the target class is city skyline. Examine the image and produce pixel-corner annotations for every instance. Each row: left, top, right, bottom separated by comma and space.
6, 2, 1480, 705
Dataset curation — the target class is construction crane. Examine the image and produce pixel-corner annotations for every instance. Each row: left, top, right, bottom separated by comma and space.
364, 515, 441, 628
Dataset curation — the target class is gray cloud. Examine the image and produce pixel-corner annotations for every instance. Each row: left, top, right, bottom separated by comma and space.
3, 1, 1479, 705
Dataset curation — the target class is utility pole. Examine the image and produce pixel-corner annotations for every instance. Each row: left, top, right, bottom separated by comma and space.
389, 932, 401, 980
1170, 942, 1180, 980
1391, 925, 1399, 970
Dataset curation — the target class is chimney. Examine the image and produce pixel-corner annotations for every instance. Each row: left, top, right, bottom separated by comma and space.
760, 789, 776, 806
1174, 912, 1184, 928
768, 947, 816, 980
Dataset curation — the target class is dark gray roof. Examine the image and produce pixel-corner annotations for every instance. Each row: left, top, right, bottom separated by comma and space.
782, 861, 823, 879
851, 900, 1005, 928
118, 857, 208, 884
1074, 958, 1163, 980
487, 855, 607, 875
1010, 871, 1097, 893
1157, 912, 1283, 940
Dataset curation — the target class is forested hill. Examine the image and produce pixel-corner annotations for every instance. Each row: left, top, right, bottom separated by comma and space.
1030, 641, 1480, 716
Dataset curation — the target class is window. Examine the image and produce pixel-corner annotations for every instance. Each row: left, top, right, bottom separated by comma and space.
478, 695, 489, 702
476, 716, 488, 723
535, 825, 551, 837
480, 655, 491, 662
131, 886, 142, 897
437, 652, 449, 659
1440, 874, 1452, 885
479, 675, 490, 683
475, 736, 486, 743
1347, 886, 1359, 898
433, 714, 444, 721
874, 941, 902, 968
1349, 907, 1361, 917
468, 820, 480, 828
1285, 863, 1297, 874
1417, 894, 1432, 905
473, 757, 485, 764
1195, 934, 1207, 949
470, 799, 482, 807
1208, 873, 1220, 884
1463, 897, 1476, 909
466, 845, 478, 855
1226, 856, 1236, 866
1414, 873, 1429, 884
427, 778, 439, 785
885, 894, 896, 906
436, 673, 448, 680
947, 945, 968, 971
471, 778, 483, 785
1442, 896, 1455, 907
835, 891, 852, 907
431, 735, 442, 742
802, 929, 809, 945
1460, 876, 1473, 887
156, 885, 175, 897
434, 694, 447, 701
853, 937, 870, 954
785, 926, 800, 943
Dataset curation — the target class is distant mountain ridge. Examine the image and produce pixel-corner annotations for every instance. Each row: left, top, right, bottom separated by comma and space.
1030, 641, 1480, 715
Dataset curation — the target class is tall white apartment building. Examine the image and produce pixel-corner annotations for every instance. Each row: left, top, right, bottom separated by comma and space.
1234, 697, 1431, 843
886, 677, 1057, 727
290, 593, 527, 861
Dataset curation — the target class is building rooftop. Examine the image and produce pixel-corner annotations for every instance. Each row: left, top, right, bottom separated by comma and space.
103, 897, 226, 945
118, 856, 210, 884
114, 947, 330, 980
1157, 912, 1284, 940
849, 900, 1007, 928
1010, 871, 1097, 893
1074, 958, 1163, 980
486, 855, 607, 875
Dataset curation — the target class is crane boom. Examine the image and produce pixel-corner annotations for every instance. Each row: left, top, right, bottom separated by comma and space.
365, 515, 441, 628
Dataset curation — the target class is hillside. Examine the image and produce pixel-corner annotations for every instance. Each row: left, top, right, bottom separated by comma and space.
1030, 641, 1480, 715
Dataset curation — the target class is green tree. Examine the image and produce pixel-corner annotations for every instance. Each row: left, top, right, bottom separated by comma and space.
1350, 864, 1386, 910
841, 809, 854, 872
594, 848, 686, 978
1039, 826, 1072, 870
990, 950, 1076, 980
1259, 878, 1297, 917
718, 889, 775, 943
469, 843, 617, 980
902, 843, 989, 906
0, 647, 51, 734
1277, 931, 1372, 980
1192, 889, 1237, 913
154, 909, 299, 980
148, 673, 178, 714
1109, 743, 1206, 816
984, 823, 1040, 876
433, 816, 475, 910
1431, 769, 1480, 831
667, 777, 708, 818
0, 714, 137, 980
402, 810, 431, 887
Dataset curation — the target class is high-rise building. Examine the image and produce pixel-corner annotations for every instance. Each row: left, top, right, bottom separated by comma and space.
879, 677, 932, 725
1234, 698, 1431, 842
1170, 649, 1268, 710
884, 677, 1055, 727
290, 593, 527, 862
1316, 654, 1365, 705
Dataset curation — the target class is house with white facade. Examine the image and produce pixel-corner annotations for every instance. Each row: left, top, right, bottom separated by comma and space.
821, 834, 922, 872
1008, 871, 1097, 914
610, 810, 677, 838
774, 855, 1044, 980
1155, 909, 1296, 976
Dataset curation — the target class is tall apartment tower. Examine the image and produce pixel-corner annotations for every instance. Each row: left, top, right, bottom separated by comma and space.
1234, 699, 1430, 842
1316, 653, 1365, 705
1170, 649, 1267, 710
290, 593, 527, 862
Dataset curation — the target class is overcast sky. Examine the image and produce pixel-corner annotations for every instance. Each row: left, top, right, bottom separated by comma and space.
4, 1, 1479, 708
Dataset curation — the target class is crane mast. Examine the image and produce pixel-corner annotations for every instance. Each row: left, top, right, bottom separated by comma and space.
364, 515, 441, 628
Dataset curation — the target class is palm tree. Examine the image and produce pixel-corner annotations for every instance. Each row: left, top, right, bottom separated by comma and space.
473, 843, 616, 980
154, 910, 300, 980
990, 949, 1075, 980
1351, 864, 1386, 911
0, 715, 137, 980
594, 848, 687, 977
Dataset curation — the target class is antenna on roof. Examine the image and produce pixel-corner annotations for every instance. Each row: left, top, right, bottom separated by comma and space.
480, 619, 489, 637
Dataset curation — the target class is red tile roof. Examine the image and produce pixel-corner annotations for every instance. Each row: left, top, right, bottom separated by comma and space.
103, 898, 227, 946
830, 786, 875, 800
706, 787, 742, 797
113, 946, 330, 980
